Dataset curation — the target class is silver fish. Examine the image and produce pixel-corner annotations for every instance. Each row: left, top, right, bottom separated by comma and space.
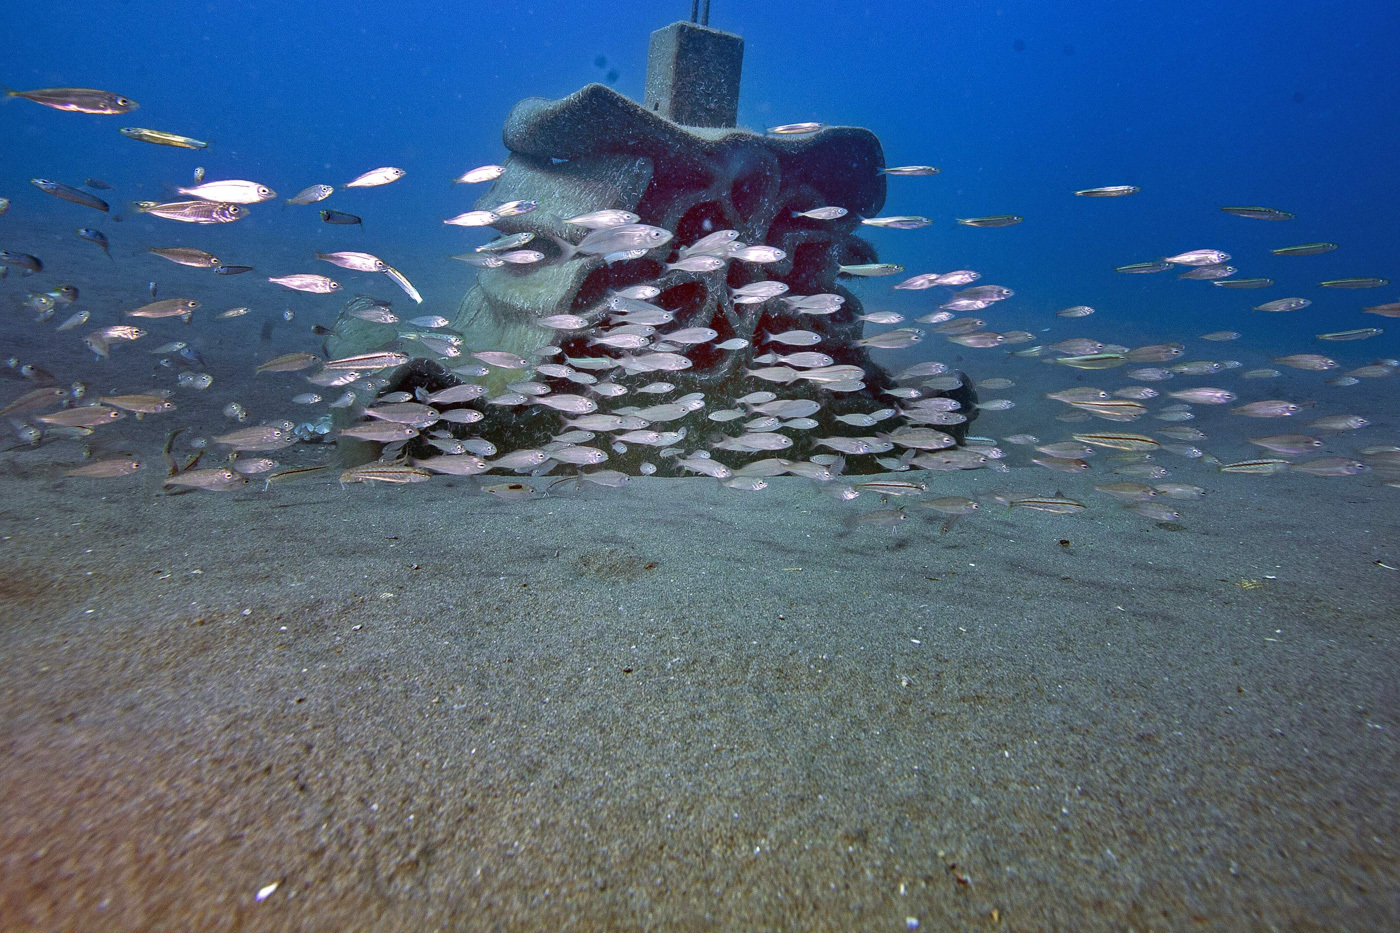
454, 165, 504, 184
316, 251, 386, 272
176, 179, 275, 204
164, 467, 247, 492
1164, 248, 1230, 266
476, 233, 536, 253
345, 167, 405, 188
566, 209, 639, 229
880, 165, 940, 176
268, 274, 340, 294
859, 216, 932, 230
8, 86, 137, 114
1075, 185, 1140, 197
31, 178, 108, 212
136, 200, 246, 224
287, 184, 334, 204
562, 224, 673, 258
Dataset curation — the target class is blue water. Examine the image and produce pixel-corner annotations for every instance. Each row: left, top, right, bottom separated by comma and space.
4, 1, 1396, 340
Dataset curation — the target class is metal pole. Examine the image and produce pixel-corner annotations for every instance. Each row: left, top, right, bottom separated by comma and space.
701, 0, 711, 25
690, 0, 698, 22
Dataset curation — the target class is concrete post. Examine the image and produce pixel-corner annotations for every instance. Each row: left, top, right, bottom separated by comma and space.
643, 21, 744, 128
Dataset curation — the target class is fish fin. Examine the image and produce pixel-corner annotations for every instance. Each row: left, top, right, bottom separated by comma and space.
830, 455, 847, 477
546, 235, 578, 263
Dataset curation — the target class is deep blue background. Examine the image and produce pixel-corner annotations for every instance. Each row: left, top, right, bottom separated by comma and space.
2, 0, 1397, 350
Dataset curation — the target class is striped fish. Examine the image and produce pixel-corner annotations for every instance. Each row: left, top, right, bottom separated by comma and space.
1071, 432, 1161, 451
323, 351, 410, 371
262, 464, 330, 490
339, 463, 432, 485
1009, 495, 1087, 514
853, 480, 928, 496
1219, 459, 1290, 475
1068, 399, 1148, 417
1055, 353, 1128, 370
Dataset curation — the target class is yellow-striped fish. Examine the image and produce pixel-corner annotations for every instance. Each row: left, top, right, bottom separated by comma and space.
120, 127, 209, 149
1055, 352, 1128, 370
1009, 495, 1087, 514
1271, 242, 1336, 256
1319, 277, 1388, 289
1219, 459, 1290, 475
340, 463, 432, 485
1071, 432, 1161, 451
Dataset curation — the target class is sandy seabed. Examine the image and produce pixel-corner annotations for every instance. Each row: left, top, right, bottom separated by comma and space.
0, 451, 1397, 932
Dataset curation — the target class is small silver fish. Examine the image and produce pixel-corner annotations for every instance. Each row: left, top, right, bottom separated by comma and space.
287, 184, 335, 205
1221, 205, 1294, 221
476, 233, 536, 253
315, 251, 386, 272
31, 178, 108, 212
839, 263, 905, 277
566, 209, 639, 229
136, 200, 246, 224
444, 210, 499, 227
176, 179, 275, 203
8, 86, 137, 114
561, 224, 673, 258
268, 274, 340, 294
880, 165, 940, 176
1075, 185, 1140, 197
345, 167, 405, 188
859, 216, 932, 230
1164, 248, 1230, 266
454, 165, 504, 184
957, 215, 1023, 228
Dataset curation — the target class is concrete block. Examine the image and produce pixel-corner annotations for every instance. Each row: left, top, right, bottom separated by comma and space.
644, 21, 743, 128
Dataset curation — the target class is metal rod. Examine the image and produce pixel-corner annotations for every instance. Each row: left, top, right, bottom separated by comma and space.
690, 0, 698, 22
701, 0, 711, 25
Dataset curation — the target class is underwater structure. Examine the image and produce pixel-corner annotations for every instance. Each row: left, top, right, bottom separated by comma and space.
327, 13, 976, 473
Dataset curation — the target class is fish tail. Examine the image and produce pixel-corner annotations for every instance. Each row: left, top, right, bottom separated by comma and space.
547, 235, 577, 263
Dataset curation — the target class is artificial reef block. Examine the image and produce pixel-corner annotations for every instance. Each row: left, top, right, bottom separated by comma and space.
328, 80, 980, 474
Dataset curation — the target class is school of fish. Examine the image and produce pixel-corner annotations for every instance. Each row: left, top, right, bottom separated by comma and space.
1, 84, 1397, 528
